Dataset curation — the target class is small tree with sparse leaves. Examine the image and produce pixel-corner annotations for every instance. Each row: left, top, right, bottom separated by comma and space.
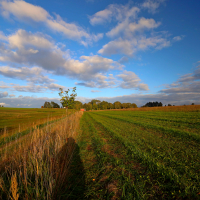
58, 87, 77, 109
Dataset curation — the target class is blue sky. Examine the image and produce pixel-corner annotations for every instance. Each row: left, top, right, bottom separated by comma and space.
0, 0, 200, 107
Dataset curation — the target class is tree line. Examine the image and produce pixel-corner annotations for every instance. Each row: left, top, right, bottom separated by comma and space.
82, 100, 137, 111
42, 101, 60, 108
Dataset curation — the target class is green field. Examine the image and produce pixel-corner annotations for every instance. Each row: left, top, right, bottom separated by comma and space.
0, 107, 200, 199
0, 107, 66, 134
77, 110, 200, 199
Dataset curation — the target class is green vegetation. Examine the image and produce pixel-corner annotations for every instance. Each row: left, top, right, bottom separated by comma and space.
0, 106, 200, 199
0, 107, 66, 135
58, 87, 77, 108
77, 109, 200, 199
83, 99, 138, 111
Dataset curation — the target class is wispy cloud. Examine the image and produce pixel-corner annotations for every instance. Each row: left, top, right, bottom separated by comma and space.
160, 65, 200, 94
142, 0, 166, 14
98, 35, 170, 56
91, 90, 101, 93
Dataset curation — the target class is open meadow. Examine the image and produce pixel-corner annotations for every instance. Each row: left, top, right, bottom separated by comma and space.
0, 105, 200, 199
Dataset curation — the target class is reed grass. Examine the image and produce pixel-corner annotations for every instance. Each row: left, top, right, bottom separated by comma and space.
0, 111, 83, 199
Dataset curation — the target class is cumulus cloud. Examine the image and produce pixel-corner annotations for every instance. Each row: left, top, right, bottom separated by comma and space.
90, 2, 177, 57
142, 0, 165, 14
0, 66, 54, 84
0, 0, 102, 45
117, 70, 149, 90
0, 29, 121, 80
0, 29, 134, 90
75, 73, 116, 88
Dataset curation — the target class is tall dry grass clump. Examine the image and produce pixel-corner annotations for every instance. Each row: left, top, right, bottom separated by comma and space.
0, 111, 83, 199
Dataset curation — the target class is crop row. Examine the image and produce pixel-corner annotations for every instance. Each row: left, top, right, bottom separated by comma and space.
81, 111, 200, 199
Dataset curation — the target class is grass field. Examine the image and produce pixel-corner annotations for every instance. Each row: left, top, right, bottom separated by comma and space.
77, 106, 200, 199
0, 108, 67, 135
0, 105, 200, 199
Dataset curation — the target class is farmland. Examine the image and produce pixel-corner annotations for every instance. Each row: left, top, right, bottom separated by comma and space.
0, 106, 200, 199
78, 107, 200, 199
0, 107, 67, 135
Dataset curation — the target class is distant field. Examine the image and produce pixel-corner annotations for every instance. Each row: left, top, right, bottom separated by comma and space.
78, 107, 200, 199
0, 107, 66, 135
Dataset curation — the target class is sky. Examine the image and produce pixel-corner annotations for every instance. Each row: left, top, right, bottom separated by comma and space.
0, 0, 200, 108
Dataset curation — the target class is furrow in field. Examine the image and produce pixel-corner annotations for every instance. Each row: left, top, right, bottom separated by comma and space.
94, 111, 200, 135
93, 112, 200, 143
82, 113, 168, 199
87, 112, 200, 198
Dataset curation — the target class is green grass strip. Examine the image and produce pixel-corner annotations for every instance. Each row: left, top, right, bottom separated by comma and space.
93, 112, 200, 143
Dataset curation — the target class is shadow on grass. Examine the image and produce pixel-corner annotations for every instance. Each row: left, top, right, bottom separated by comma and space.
53, 137, 86, 200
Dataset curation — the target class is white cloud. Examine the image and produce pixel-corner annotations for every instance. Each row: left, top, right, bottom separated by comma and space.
99, 35, 170, 56
0, 30, 121, 80
0, 0, 102, 45
0, 91, 8, 98
0, 29, 127, 89
0, 96, 61, 108
91, 90, 101, 93
9, 94, 15, 97
8, 29, 53, 49
107, 17, 161, 38
75, 73, 116, 88
117, 70, 149, 90
0, 81, 9, 89
98, 38, 134, 56
0, 31, 7, 41
89, 8, 113, 25
89, 4, 140, 25
160, 66, 200, 94
0, 66, 54, 84
1, 0, 49, 22
173, 35, 184, 41
142, 0, 165, 14
92, 3, 170, 57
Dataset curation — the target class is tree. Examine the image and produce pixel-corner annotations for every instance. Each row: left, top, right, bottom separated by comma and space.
59, 87, 77, 109
51, 101, 60, 108
131, 103, 138, 108
74, 101, 83, 110
143, 102, 162, 107
43, 101, 52, 108
113, 101, 122, 109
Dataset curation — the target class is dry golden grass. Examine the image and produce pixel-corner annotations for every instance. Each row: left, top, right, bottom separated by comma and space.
10, 172, 19, 200
0, 111, 83, 199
